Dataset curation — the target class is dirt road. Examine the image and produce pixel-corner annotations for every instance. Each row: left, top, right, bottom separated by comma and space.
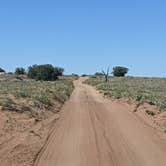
34, 78, 166, 166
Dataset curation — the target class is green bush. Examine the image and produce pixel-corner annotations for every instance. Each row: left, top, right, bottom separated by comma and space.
28, 64, 64, 81
54, 67, 64, 76
113, 66, 128, 77
136, 95, 143, 102
72, 73, 79, 77
0, 67, 5, 73
82, 74, 87, 77
15, 67, 26, 75
95, 72, 104, 76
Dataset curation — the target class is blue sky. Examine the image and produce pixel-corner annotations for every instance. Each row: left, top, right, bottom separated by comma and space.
0, 0, 166, 76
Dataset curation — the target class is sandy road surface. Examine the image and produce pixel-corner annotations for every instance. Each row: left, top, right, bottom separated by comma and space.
34, 78, 166, 166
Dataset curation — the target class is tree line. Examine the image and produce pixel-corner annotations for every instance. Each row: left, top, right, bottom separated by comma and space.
0, 64, 64, 81
0, 65, 129, 82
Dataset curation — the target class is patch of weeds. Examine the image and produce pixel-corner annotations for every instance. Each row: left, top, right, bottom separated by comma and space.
33, 101, 43, 109
53, 93, 65, 103
133, 100, 144, 112
145, 110, 155, 116
45, 88, 54, 94
15, 91, 30, 98
0, 98, 16, 110
146, 95, 156, 105
20, 105, 32, 112
136, 95, 143, 102
133, 101, 143, 112
0, 98, 23, 112
36, 96, 52, 107
103, 91, 111, 97
160, 104, 166, 111
65, 88, 73, 97
111, 91, 122, 99
91, 75, 97, 78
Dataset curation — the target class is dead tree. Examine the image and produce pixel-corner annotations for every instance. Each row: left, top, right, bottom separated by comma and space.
102, 67, 110, 82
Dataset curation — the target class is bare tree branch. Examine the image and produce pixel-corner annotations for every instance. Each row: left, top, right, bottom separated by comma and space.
101, 67, 110, 82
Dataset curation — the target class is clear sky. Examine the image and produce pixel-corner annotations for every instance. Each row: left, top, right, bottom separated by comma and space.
0, 0, 166, 77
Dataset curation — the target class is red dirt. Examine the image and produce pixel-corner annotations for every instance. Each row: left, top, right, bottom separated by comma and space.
0, 109, 60, 166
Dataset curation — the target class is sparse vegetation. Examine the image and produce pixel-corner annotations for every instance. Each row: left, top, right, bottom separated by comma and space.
0, 74, 75, 114
85, 76, 166, 111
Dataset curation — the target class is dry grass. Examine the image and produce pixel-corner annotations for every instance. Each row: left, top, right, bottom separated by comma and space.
0, 74, 76, 115
85, 76, 166, 111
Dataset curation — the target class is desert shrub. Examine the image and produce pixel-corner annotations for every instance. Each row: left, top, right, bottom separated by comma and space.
146, 95, 156, 105
82, 74, 87, 77
15, 67, 26, 75
0, 97, 32, 112
28, 64, 63, 81
0, 67, 5, 73
53, 93, 65, 103
36, 95, 52, 107
145, 110, 155, 116
136, 95, 143, 102
113, 66, 129, 77
160, 104, 166, 111
20, 105, 32, 112
8, 72, 13, 75
91, 75, 97, 78
95, 72, 104, 76
72, 73, 79, 77
54, 67, 64, 76
0, 98, 17, 111
16, 76, 23, 81
15, 91, 30, 98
